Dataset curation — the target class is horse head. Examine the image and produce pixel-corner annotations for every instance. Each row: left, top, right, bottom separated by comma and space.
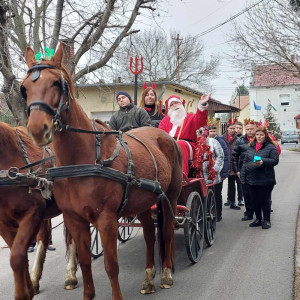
23, 43, 73, 146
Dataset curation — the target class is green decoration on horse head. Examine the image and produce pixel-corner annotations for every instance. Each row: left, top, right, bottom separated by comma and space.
35, 47, 55, 62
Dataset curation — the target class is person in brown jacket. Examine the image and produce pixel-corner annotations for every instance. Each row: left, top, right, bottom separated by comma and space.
222, 118, 241, 210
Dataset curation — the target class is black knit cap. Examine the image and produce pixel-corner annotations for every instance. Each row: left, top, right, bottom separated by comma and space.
116, 91, 132, 101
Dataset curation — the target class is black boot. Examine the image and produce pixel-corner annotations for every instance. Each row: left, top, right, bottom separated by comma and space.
261, 220, 271, 229
249, 219, 262, 227
230, 203, 241, 210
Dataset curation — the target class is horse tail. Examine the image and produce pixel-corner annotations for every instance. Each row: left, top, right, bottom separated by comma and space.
156, 199, 175, 272
156, 200, 165, 266
64, 225, 77, 262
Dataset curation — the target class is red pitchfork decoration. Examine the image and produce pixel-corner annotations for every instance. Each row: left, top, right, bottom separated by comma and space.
130, 56, 143, 105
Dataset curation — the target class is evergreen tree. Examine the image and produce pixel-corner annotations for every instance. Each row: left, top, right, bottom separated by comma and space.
263, 105, 281, 140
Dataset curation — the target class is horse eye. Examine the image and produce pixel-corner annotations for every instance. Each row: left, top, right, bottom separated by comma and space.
53, 81, 61, 87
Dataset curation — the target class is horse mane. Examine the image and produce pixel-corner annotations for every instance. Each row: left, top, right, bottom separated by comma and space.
94, 119, 110, 130
0, 122, 19, 152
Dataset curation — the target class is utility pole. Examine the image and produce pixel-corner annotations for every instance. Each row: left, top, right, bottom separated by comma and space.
173, 34, 183, 83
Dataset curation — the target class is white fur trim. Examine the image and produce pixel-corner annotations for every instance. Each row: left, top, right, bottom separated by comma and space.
168, 98, 181, 107
198, 99, 208, 112
169, 124, 178, 137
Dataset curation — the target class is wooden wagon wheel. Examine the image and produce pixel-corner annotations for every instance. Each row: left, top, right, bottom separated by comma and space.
90, 225, 103, 259
204, 188, 217, 246
184, 191, 205, 263
117, 217, 135, 242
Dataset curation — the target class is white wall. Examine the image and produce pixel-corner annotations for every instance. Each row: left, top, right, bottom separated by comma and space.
249, 85, 300, 130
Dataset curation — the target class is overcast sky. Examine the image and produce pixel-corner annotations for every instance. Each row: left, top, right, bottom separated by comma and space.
141, 0, 257, 104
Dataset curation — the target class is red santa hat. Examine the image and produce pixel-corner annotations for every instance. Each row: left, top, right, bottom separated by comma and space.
165, 95, 186, 108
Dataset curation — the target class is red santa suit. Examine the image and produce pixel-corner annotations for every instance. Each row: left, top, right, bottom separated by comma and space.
159, 100, 208, 176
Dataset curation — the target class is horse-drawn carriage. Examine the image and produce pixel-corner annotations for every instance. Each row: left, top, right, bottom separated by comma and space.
0, 43, 218, 300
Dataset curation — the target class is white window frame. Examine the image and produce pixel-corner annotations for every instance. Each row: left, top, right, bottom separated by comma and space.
279, 94, 290, 106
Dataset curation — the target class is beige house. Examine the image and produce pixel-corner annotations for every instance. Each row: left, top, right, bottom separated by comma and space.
75, 81, 239, 132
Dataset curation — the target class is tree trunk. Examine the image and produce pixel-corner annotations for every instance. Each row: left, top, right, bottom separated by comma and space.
0, 1, 27, 125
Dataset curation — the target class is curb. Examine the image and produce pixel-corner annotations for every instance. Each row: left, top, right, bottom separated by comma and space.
295, 205, 300, 300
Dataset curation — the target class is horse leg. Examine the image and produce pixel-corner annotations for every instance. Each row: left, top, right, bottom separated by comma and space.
64, 229, 78, 290
97, 212, 122, 300
137, 210, 156, 294
63, 215, 94, 300
30, 219, 50, 294
159, 198, 176, 289
0, 222, 15, 249
10, 210, 43, 300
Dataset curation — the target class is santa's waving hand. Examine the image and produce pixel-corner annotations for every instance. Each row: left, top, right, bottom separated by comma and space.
159, 94, 210, 176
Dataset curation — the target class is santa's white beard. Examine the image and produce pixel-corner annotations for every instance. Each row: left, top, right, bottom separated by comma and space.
168, 105, 187, 126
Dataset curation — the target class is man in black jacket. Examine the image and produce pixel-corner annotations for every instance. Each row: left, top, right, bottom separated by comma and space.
109, 91, 151, 132
232, 120, 257, 220
222, 119, 241, 210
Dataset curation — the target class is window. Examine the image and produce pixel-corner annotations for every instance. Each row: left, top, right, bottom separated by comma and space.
280, 94, 290, 106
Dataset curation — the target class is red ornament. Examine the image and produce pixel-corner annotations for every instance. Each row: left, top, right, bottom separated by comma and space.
191, 136, 217, 182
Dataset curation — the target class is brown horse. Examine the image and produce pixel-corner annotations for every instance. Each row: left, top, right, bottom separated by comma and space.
0, 122, 78, 299
23, 43, 182, 300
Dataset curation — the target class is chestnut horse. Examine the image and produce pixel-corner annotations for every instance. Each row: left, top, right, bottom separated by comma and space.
0, 122, 78, 299
23, 43, 182, 300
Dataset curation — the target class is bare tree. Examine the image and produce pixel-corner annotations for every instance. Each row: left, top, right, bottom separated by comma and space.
0, 0, 158, 125
228, 0, 300, 76
111, 29, 220, 91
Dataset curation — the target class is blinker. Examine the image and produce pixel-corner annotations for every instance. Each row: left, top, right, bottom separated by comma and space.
31, 70, 40, 81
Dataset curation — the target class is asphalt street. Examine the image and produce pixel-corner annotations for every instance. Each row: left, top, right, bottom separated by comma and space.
0, 148, 299, 300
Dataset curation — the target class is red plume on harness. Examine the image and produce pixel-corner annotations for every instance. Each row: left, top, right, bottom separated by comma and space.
143, 82, 156, 90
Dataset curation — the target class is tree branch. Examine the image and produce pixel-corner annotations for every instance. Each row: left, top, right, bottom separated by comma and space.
50, 0, 64, 50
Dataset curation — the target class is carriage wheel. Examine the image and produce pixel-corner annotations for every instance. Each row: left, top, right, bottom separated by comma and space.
184, 192, 205, 263
117, 217, 134, 243
90, 225, 103, 259
204, 188, 217, 246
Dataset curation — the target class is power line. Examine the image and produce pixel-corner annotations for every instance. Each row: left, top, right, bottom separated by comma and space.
182, 0, 266, 44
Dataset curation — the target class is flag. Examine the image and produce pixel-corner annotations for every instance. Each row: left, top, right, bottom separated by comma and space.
254, 101, 261, 110
268, 99, 277, 111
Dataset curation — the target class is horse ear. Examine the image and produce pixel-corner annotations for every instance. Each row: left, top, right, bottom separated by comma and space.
25, 46, 36, 67
51, 43, 64, 67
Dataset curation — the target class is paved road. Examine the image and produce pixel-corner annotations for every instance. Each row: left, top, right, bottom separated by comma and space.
0, 149, 299, 300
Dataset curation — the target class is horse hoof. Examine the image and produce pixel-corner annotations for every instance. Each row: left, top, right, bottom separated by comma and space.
33, 285, 40, 295
64, 284, 78, 290
140, 288, 155, 294
160, 284, 172, 289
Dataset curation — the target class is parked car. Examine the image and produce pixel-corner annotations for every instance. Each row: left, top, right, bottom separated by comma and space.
281, 130, 299, 144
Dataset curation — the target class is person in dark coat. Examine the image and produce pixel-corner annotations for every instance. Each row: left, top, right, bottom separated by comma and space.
240, 126, 279, 229
222, 118, 241, 210
208, 124, 228, 222
138, 84, 165, 128
232, 119, 257, 221
235, 121, 244, 137
109, 91, 151, 132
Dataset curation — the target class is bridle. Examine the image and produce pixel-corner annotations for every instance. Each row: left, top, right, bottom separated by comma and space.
23, 64, 72, 130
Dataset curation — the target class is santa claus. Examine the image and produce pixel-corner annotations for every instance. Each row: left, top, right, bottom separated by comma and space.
159, 94, 210, 176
